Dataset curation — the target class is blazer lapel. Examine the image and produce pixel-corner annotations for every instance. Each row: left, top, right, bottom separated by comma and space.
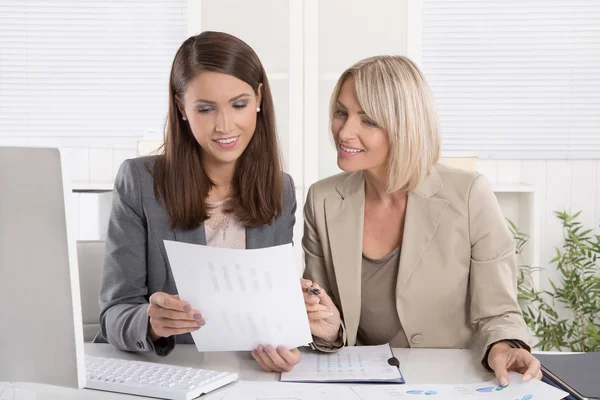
173, 223, 207, 245
396, 168, 448, 297
325, 172, 365, 346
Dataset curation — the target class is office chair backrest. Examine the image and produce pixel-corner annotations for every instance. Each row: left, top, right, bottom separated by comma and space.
77, 240, 105, 342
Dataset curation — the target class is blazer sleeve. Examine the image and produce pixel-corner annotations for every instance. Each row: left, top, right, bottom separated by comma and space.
468, 174, 532, 369
302, 185, 347, 352
99, 159, 159, 354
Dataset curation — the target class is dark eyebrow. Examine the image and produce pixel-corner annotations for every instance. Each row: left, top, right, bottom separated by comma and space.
194, 93, 252, 105
336, 100, 367, 115
229, 93, 251, 102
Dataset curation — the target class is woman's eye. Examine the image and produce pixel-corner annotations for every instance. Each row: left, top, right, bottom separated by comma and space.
197, 107, 214, 114
334, 110, 347, 118
363, 119, 378, 127
233, 103, 248, 109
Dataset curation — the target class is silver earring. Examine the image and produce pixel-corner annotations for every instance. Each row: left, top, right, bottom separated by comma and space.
182, 115, 187, 121
256, 107, 260, 112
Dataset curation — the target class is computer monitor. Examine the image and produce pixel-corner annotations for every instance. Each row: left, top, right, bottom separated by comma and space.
0, 147, 85, 388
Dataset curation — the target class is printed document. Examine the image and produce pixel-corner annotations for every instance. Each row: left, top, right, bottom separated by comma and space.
221, 381, 362, 400
350, 371, 568, 399
164, 241, 312, 352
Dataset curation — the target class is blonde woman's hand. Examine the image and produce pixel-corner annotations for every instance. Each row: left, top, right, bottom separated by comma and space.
487, 342, 542, 387
300, 278, 341, 342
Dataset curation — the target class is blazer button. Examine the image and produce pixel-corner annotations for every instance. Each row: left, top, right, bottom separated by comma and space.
411, 334, 424, 344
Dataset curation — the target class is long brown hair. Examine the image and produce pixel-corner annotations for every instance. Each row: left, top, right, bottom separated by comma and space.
152, 31, 283, 230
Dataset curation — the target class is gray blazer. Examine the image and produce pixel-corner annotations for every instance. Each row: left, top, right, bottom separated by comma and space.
97, 156, 297, 356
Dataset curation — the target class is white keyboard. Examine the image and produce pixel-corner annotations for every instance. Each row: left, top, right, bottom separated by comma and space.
85, 355, 238, 400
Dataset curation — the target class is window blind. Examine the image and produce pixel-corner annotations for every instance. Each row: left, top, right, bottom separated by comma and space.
0, 0, 187, 148
422, 0, 600, 159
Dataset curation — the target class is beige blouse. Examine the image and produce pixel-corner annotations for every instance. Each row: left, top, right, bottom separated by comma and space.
204, 199, 246, 249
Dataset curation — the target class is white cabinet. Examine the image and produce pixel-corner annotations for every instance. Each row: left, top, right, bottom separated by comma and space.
494, 185, 541, 289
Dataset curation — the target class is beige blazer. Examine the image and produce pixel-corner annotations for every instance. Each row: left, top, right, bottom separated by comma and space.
302, 163, 531, 363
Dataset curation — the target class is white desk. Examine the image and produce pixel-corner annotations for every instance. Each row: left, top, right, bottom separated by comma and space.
2, 344, 494, 399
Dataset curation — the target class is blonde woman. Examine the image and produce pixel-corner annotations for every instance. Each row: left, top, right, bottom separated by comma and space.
297, 56, 542, 386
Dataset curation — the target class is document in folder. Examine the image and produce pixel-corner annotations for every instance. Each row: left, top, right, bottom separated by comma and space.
164, 241, 312, 352
280, 344, 404, 383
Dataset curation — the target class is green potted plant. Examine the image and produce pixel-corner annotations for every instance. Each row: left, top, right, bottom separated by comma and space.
509, 211, 600, 352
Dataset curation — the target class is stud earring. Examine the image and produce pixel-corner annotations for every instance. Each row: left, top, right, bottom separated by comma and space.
256, 107, 260, 112
182, 115, 187, 121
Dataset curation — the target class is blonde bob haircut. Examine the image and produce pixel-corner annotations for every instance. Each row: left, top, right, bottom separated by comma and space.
330, 55, 440, 193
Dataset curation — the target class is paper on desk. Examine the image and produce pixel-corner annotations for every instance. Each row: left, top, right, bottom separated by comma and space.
350, 372, 568, 400
221, 381, 363, 400
164, 241, 312, 352
280, 344, 404, 383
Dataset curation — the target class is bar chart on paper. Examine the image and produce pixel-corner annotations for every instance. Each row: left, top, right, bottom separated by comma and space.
164, 241, 312, 352
350, 372, 568, 399
205, 261, 286, 338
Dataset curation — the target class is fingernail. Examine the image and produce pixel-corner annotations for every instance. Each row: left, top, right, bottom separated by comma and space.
329, 312, 334, 316
193, 313, 202, 320
305, 281, 311, 287
265, 345, 274, 353
183, 305, 191, 311
277, 346, 286, 354
319, 305, 328, 311
500, 377, 509, 387
258, 346, 264, 353
523, 374, 532, 382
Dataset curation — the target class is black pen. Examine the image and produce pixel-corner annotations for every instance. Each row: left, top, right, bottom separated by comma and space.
307, 286, 321, 296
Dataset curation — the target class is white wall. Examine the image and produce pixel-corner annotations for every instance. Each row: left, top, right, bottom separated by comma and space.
314, 0, 409, 183
61, 148, 137, 189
